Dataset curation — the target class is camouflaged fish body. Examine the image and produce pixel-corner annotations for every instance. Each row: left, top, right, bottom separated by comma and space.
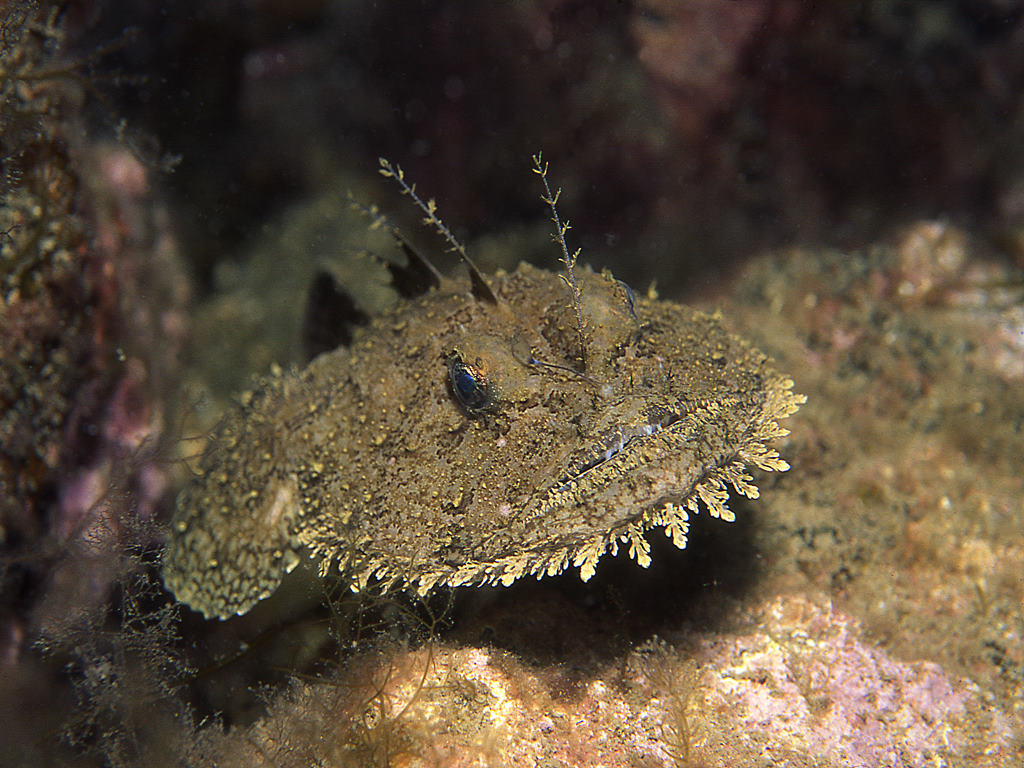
164, 259, 803, 619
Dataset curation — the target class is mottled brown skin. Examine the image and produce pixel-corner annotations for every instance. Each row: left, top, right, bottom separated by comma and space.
163, 263, 803, 619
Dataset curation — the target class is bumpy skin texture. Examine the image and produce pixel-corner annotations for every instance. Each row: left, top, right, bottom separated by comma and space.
163, 263, 803, 619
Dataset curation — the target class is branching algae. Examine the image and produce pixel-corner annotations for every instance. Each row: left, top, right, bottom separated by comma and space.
163, 156, 805, 619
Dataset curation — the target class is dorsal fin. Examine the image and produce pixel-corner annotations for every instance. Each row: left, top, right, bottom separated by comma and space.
378, 158, 499, 304
385, 230, 443, 298
349, 195, 443, 299
301, 269, 369, 362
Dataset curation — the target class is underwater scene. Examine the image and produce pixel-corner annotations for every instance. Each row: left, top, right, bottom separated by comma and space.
2, 1, 1023, 766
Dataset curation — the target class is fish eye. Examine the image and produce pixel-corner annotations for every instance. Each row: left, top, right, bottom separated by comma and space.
447, 353, 492, 413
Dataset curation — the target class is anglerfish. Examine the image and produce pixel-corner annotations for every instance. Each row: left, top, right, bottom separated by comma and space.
162, 157, 804, 619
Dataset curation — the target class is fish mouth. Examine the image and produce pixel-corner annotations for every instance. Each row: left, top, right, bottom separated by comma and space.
559, 404, 686, 486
